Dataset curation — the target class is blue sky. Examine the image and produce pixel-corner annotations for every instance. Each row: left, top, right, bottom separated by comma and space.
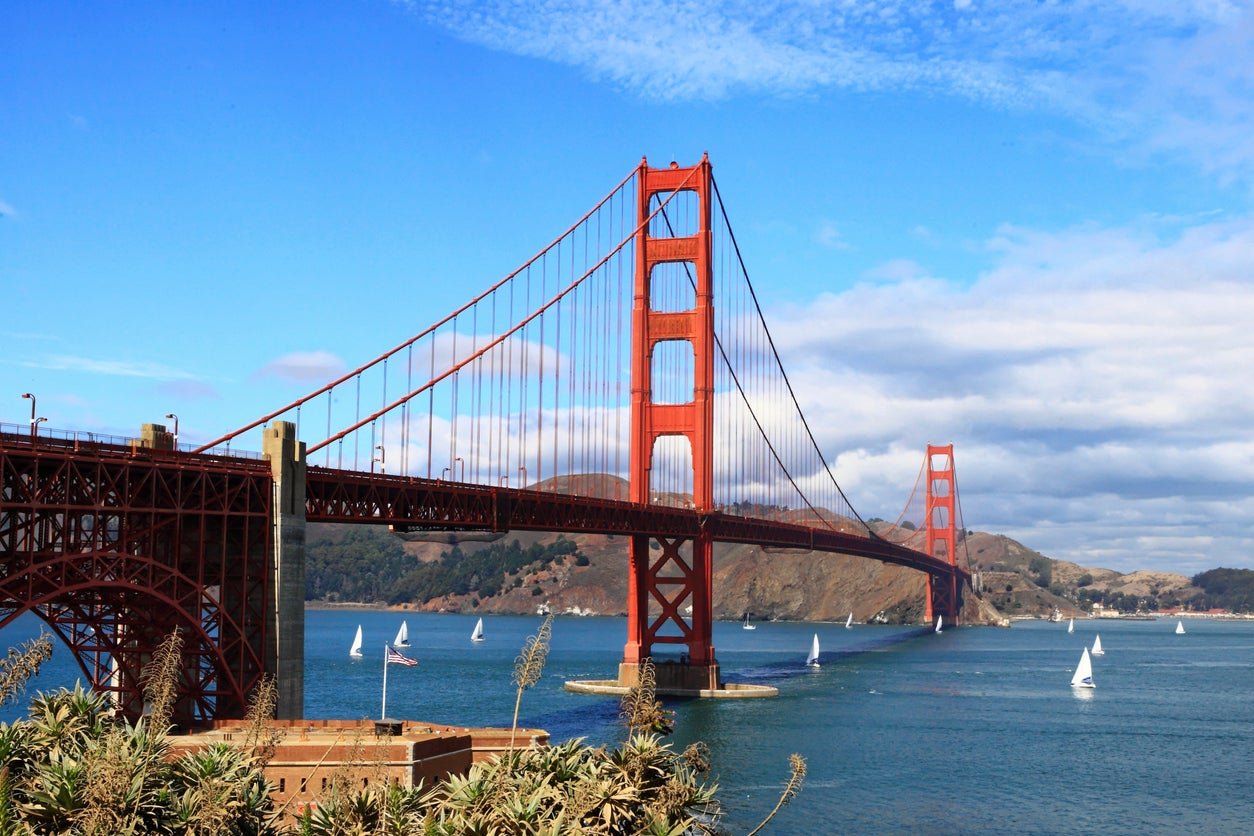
4, 1, 1254, 577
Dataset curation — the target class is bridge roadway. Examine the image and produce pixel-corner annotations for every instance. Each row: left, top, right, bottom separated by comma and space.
305, 466, 969, 583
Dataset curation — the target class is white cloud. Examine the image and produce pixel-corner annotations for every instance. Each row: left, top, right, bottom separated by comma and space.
0, 198, 16, 218
764, 212, 1254, 573
813, 219, 851, 251
402, 1, 1254, 181
23, 355, 198, 381
254, 351, 348, 383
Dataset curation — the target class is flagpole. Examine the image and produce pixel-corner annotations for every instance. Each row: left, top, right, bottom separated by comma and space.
382, 643, 389, 720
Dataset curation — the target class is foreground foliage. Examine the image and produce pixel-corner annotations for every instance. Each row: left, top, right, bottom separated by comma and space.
300, 734, 717, 835
0, 685, 279, 835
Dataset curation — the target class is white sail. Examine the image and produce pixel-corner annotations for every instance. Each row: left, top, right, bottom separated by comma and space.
1175, 620, 1186, 634
806, 633, 821, 667
471, 617, 485, 642
845, 612, 853, 629
743, 613, 756, 631
349, 625, 363, 658
393, 621, 410, 648
1091, 634, 1104, 656
1071, 646, 1095, 688
1067, 618, 1074, 634
935, 615, 943, 634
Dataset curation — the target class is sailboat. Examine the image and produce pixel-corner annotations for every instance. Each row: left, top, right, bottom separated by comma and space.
845, 612, 853, 629
1067, 618, 1074, 634
935, 615, 943, 634
349, 625, 363, 658
742, 613, 756, 631
393, 621, 410, 648
1175, 620, 1186, 635
471, 617, 485, 642
1091, 634, 1105, 656
806, 634, 821, 668
1070, 646, 1095, 688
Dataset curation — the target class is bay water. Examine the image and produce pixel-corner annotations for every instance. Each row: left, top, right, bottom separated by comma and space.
5, 610, 1253, 834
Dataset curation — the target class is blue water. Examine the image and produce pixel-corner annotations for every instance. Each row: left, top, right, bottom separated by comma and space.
5, 611, 1253, 834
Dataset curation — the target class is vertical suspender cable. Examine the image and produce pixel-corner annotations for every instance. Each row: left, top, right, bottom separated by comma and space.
354, 373, 362, 472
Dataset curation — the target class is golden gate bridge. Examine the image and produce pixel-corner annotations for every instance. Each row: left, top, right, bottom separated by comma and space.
1, 155, 971, 725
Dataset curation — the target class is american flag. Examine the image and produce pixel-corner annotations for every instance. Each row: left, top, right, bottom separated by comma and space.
386, 646, 418, 667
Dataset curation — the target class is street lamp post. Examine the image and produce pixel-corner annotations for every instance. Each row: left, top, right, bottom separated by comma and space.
165, 413, 179, 450
21, 393, 34, 437
455, 456, 465, 482
34, 417, 46, 437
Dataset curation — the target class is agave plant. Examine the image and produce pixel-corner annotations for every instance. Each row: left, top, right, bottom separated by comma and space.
23, 683, 112, 763
168, 741, 279, 836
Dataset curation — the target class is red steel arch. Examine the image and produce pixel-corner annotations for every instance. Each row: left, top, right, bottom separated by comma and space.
0, 433, 271, 725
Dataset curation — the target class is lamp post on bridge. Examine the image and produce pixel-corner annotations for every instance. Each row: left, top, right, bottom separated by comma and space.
21, 393, 34, 437
455, 456, 464, 482
373, 445, 385, 474
34, 417, 46, 437
518, 465, 527, 490
165, 413, 179, 450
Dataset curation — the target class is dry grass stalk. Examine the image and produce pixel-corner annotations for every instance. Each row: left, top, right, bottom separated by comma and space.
77, 629, 185, 835
325, 724, 370, 800
243, 673, 285, 766
273, 729, 346, 819
619, 657, 674, 736
509, 613, 553, 751
141, 629, 184, 731
78, 729, 143, 836
0, 631, 54, 708
744, 753, 807, 836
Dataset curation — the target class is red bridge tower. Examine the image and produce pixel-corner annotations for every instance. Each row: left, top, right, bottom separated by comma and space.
620, 155, 721, 693
925, 443, 960, 624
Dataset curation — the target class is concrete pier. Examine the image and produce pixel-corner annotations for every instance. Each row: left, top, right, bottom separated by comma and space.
264, 421, 307, 719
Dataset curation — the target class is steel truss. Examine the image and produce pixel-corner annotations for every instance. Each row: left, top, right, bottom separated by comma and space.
0, 434, 271, 725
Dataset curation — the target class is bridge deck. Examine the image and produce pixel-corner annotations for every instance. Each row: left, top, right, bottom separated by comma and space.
305, 467, 968, 582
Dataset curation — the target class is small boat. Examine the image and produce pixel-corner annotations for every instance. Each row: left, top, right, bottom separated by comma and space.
1175, 620, 1186, 635
1091, 634, 1104, 656
471, 617, 485, 643
349, 625, 363, 658
742, 613, 756, 631
1067, 618, 1074, 634
806, 633, 821, 668
393, 621, 410, 648
935, 615, 943, 634
845, 612, 853, 629
1070, 646, 1095, 688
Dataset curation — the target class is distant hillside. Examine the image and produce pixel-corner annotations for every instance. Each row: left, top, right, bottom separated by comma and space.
304, 476, 1225, 621
963, 531, 1204, 616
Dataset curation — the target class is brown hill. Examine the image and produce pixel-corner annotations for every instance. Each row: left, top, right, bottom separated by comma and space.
386, 528, 994, 624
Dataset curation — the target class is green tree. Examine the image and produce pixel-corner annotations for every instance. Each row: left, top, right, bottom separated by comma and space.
1029, 556, 1052, 588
